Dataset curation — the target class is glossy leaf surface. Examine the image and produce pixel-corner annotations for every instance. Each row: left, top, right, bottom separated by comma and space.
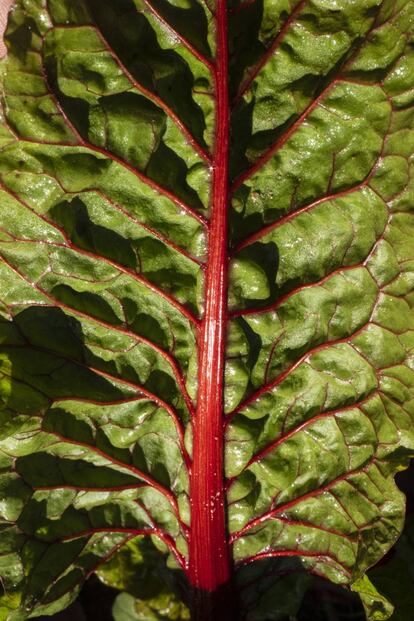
0, 0, 413, 619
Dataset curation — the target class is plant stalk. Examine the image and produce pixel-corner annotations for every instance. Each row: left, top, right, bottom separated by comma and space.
188, 0, 236, 618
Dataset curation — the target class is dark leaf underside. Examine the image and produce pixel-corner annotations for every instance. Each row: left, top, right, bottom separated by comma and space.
0, 0, 414, 619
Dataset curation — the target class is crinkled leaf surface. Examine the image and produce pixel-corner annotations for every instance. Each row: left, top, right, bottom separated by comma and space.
0, 0, 414, 619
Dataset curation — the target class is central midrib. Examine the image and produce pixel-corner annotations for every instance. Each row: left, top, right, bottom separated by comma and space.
188, 0, 232, 603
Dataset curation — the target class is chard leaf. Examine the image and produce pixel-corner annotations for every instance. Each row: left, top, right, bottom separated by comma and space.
0, 1, 413, 619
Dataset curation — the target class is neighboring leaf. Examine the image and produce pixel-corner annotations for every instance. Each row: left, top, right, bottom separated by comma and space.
112, 592, 189, 621
351, 576, 394, 621
365, 516, 414, 621
113, 593, 146, 621
98, 537, 190, 620
0, 0, 413, 620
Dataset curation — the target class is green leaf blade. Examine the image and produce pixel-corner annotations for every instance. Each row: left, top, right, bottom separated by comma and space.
1, 0, 414, 618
